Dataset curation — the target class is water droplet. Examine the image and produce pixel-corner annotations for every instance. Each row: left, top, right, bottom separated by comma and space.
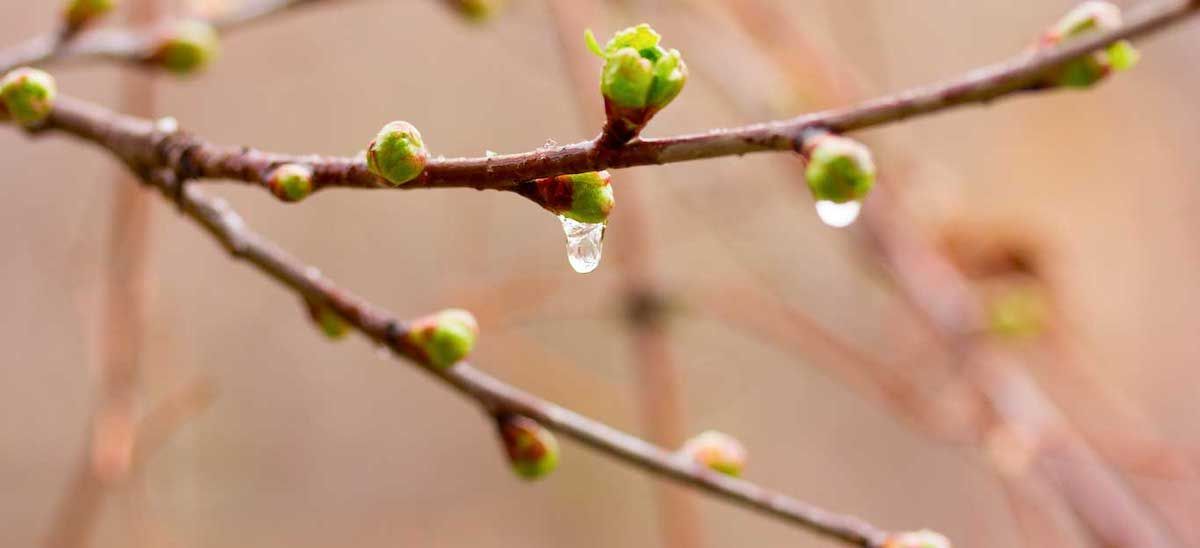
155, 116, 178, 133
559, 216, 605, 273
814, 200, 862, 228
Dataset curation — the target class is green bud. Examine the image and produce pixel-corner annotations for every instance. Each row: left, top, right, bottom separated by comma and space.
366, 121, 428, 186
1040, 1, 1138, 88
0, 68, 57, 127
520, 171, 614, 224
267, 163, 314, 202
987, 286, 1048, 340
450, 0, 503, 22
803, 134, 876, 204
305, 299, 350, 340
496, 413, 559, 480
679, 430, 746, 477
406, 308, 478, 369
602, 48, 655, 110
884, 530, 952, 548
588, 24, 688, 139
153, 20, 220, 75
64, 0, 116, 29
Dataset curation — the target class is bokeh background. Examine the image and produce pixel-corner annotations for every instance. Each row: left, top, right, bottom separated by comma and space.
2, 1, 1199, 547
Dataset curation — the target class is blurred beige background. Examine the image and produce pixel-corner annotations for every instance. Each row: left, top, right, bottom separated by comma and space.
2, 1, 1199, 547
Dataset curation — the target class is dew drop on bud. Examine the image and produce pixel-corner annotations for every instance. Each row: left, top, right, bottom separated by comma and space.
560, 216, 605, 273
814, 200, 862, 228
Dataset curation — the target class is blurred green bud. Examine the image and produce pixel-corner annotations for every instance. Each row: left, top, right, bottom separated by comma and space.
267, 163, 314, 203
305, 299, 350, 340
1040, 1, 1138, 88
406, 308, 478, 369
587, 24, 687, 141
496, 413, 559, 480
680, 430, 746, 477
449, 0, 503, 22
520, 171, 614, 224
803, 134, 876, 204
64, 0, 116, 30
0, 68, 57, 127
884, 530, 952, 548
367, 121, 428, 186
153, 20, 220, 75
987, 286, 1048, 340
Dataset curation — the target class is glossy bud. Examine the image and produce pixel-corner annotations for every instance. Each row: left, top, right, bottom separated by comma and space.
588, 24, 687, 143
449, 0, 503, 22
0, 68, 57, 127
803, 134, 876, 204
405, 308, 478, 369
64, 0, 116, 30
153, 20, 220, 75
520, 171, 614, 224
679, 430, 747, 477
496, 413, 559, 480
1040, 1, 1138, 88
366, 121, 428, 186
306, 299, 350, 340
267, 163, 314, 203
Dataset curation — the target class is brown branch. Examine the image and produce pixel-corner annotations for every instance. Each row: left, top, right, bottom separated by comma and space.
68, 161, 895, 546
16, 0, 1197, 202
0, 0, 346, 75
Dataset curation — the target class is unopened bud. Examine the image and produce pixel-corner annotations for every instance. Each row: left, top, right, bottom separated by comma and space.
64, 0, 116, 30
496, 413, 559, 480
802, 133, 876, 204
0, 68, 57, 127
306, 299, 350, 340
519, 170, 614, 224
267, 163, 314, 202
447, 0, 503, 22
587, 24, 687, 144
152, 20, 220, 75
679, 430, 746, 476
1039, 1, 1138, 88
405, 308, 478, 369
366, 121, 428, 186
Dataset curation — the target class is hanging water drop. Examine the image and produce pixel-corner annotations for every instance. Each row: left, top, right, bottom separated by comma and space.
560, 216, 605, 273
814, 200, 862, 228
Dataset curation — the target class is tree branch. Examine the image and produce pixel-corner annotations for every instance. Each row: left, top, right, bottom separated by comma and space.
104, 166, 894, 547
0, 0, 346, 75
19, 0, 1198, 204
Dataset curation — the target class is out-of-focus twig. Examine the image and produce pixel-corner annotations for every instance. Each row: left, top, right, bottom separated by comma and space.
545, 1, 702, 547
0, 0, 347, 74
684, 0, 1188, 545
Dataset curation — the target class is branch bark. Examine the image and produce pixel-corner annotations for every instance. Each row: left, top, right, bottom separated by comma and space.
89, 166, 894, 547
16, 0, 1198, 202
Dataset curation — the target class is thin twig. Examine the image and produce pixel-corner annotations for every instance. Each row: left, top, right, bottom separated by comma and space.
98, 165, 895, 546
14, 0, 1197, 200
0, 0, 347, 74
